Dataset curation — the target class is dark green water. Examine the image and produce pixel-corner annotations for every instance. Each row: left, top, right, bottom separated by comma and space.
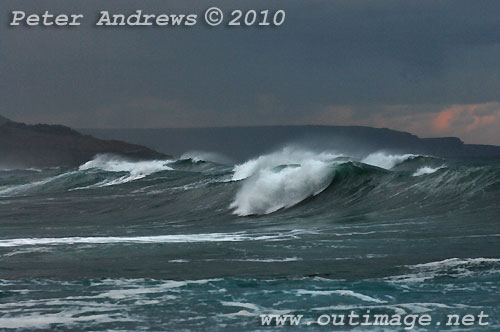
0, 149, 499, 331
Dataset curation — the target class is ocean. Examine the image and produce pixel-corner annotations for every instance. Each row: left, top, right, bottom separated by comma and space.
0, 147, 499, 331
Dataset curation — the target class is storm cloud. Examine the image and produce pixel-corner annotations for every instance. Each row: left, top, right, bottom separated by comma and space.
1, 0, 499, 144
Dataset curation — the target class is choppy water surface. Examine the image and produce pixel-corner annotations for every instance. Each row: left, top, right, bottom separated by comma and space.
1, 148, 499, 331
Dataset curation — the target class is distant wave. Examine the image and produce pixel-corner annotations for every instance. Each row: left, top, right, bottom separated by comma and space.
0, 171, 78, 197
0, 155, 174, 196
77, 154, 174, 187
79, 154, 173, 178
224, 148, 499, 216
180, 151, 233, 165
0, 167, 42, 172
3, 148, 499, 219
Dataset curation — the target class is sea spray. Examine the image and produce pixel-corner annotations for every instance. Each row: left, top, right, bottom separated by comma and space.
361, 152, 417, 170
232, 147, 342, 181
1, 149, 499, 332
79, 154, 173, 176
412, 165, 446, 177
78, 154, 173, 186
230, 148, 340, 215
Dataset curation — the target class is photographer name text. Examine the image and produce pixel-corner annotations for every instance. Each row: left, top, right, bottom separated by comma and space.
9, 8, 286, 28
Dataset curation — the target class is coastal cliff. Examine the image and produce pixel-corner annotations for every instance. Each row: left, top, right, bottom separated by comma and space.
0, 117, 169, 168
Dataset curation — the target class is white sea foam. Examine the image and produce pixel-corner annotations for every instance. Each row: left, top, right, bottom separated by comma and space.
412, 165, 445, 176
311, 302, 459, 316
0, 167, 42, 172
361, 152, 417, 170
232, 147, 342, 181
230, 148, 340, 216
2, 247, 54, 257
78, 154, 173, 186
296, 289, 386, 303
0, 311, 133, 329
226, 257, 302, 263
388, 258, 500, 282
0, 231, 302, 247
80, 154, 173, 176
412, 257, 500, 270
0, 278, 220, 329
220, 301, 260, 312
168, 259, 189, 263
219, 301, 291, 318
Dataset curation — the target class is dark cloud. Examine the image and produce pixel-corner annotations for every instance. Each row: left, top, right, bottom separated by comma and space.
1, 0, 499, 143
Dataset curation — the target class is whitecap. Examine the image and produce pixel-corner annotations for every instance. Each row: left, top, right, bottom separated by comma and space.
232, 147, 342, 181
0, 231, 303, 247
361, 152, 417, 170
230, 147, 340, 215
296, 289, 385, 303
412, 165, 445, 176
78, 154, 173, 186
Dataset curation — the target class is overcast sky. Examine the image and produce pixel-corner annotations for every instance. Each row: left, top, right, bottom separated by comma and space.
1, 0, 500, 144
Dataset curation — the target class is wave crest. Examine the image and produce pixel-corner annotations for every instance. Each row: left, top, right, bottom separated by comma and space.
78, 154, 173, 185
230, 148, 338, 216
412, 165, 446, 177
232, 147, 342, 181
361, 152, 417, 170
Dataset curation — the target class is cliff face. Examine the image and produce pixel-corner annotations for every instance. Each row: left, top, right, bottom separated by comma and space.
0, 121, 170, 168
84, 126, 500, 162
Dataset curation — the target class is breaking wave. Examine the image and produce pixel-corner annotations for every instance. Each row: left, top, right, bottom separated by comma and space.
229, 148, 341, 215
231, 147, 343, 181
230, 160, 335, 216
361, 152, 417, 170
2, 147, 500, 219
80, 154, 173, 178
228, 148, 437, 216
74, 154, 174, 188
0, 155, 176, 196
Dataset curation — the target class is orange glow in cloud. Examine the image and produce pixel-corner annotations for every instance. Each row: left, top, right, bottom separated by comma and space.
431, 104, 492, 133
433, 110, 455, 130
466, 115, 496, 132
317, 102, 500, 144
